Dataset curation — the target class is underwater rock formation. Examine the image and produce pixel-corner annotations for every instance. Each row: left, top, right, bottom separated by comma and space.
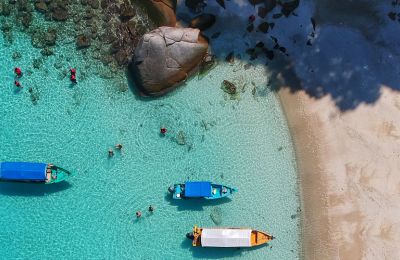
131, 26, 208, 96
140, 0, 177, 27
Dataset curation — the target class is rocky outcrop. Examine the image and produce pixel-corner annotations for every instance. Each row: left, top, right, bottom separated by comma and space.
140, 0, 176, 27
131, 26, 208, 96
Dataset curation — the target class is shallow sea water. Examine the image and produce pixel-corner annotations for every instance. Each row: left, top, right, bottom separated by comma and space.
0, 6, 300, 260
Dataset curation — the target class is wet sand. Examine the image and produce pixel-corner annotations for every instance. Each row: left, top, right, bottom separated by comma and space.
278, 87, 400, 259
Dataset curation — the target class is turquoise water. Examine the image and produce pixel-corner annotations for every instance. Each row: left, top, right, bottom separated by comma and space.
0, 9, 300, 260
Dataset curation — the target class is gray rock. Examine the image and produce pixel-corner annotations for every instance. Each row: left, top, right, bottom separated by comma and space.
131, 26, 208, 96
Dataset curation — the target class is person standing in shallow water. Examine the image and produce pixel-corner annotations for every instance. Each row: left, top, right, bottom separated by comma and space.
108, 148, 114, 157
148, 205, 155, 213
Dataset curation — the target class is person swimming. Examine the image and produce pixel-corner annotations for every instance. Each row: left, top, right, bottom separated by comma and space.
14, 81, 22, 88
136, 211, 142, 218
115, 143, 122, 150
70, 74, 77, 84
14, 67, 22, 77
108, 148, 114, 157
160, 128, 167, 134
148, 205, 155, 212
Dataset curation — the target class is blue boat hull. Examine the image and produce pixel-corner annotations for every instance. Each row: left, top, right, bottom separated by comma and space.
169, 183, 237, 200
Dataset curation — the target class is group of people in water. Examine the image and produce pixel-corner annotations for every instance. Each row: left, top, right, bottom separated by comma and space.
70, 68, 77, 84
136, 205, 155, 219
14, 67, 23, 88
108, 143, 123, 157
107, 128, 167, 157
12, 67, 77, 89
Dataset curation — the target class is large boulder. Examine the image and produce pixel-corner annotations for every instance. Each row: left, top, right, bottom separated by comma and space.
140, 0, 176, 27
131, 26, 208, 96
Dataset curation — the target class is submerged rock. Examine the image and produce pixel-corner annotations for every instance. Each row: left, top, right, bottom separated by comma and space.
40, 47, 54, 56
28, 87, 40, 105
248, 0, 264, 5
210, 207, 222, 225
21, 13, 32, 28
76, 34, 91, 49
258, 21, 269, 33
264, 0, 277, 13
12, 51, 22, 60
221, 80, 237, 95
88, 0, 99, 9
177, 130, 186, 145
225, 52, 234, 64
279, 0, 299, 17
185, 0, 206, 13
140, 0, 177, 26
216, 0, 225, 9
50, 5, 69, 21
199, 53, 217, 78
119, 0, 135, 21
44, 28, 57, 46
189, 13, 216, 31
34, 1, 48, 13
130, 26, 208, 96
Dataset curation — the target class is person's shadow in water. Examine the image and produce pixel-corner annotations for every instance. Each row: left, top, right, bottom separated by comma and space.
0, 181, 72, 196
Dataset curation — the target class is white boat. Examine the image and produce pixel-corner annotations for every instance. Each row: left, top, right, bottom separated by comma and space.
187, 226, 274, 248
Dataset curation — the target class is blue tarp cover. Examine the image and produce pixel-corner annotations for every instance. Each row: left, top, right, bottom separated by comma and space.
185, 181, 212, 197
0, 162, 47, 181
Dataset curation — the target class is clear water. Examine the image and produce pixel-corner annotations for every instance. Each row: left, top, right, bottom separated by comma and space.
0, 6, 300, 260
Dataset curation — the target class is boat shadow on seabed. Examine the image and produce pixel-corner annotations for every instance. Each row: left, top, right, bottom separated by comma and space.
164, 193, 233, 211
0, 181, 72, 196
180, 237, 270, 259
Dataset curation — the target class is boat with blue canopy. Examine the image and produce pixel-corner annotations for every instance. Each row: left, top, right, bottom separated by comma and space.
168, 181, 237, 200
0, 162, 71, 184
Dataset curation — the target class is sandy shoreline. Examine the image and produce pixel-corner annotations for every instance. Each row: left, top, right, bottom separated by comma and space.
278, 87, 400, 259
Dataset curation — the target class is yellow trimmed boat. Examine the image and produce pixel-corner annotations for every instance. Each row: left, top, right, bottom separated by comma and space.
187, 226, 274, 247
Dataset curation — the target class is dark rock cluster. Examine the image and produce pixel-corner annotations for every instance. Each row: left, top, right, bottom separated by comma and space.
33, 0, 70, 21
1, 0, 155, 68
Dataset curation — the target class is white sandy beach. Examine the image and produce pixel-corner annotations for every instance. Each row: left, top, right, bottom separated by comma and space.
279, 87, 400, 259
175, 0, 400, 258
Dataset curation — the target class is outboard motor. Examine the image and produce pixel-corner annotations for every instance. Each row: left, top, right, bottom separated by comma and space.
186, 232, 194, 240
168, 186, 175, 193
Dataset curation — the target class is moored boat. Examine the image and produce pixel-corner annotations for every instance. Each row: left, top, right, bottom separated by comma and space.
0, 162, 72, 184
187, 226, 274, 247
168, 181, 237, 200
